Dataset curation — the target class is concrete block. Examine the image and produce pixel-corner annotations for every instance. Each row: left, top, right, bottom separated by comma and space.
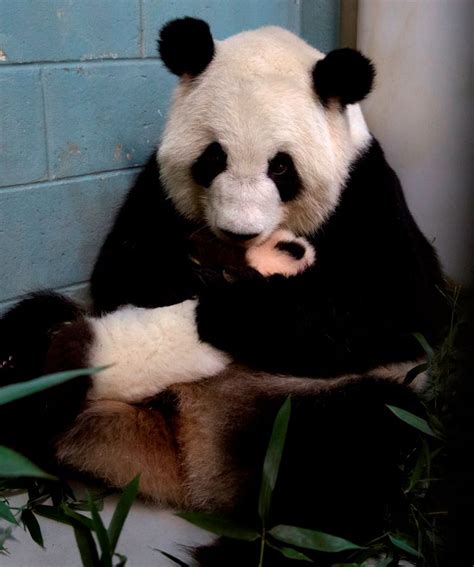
0, 0, 140, 64
0, 169, 137, 302
0, 68, 48, 187
42, 61, 174, 178
300, 0, 340, 52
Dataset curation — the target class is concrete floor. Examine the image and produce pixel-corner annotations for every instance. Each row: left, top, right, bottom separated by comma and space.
2, 495, 215, 567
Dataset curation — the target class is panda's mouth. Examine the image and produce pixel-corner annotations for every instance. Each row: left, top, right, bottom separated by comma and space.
217, 228, 261, 245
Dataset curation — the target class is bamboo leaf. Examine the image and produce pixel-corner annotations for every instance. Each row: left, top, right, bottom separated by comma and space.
69, 498, 104, 512
428, 414, 446, 437
0, 367, 106, 406
114, 552, 128, 566
0, 501, 17, 524
0, 446, 55, 479
267, 540, 313, 562
107, 475, 139, 553
406, 445, 427, 493
0, 526, 13, 551
88, 494, 112, 567
421, 437, 432, 481
72, 524, 100, 567
21, 509, 44, 547
413, 333, 434, 358
177, 512, 259, 541
386, 405, 441, 439
154, 548, 189, 566
258, 397, 291, 523
388, 534, 423, 558
34, 505, 74, 526
35, 502, 102, 566
269, 525, 362, 553
35, 504, 92, 530
61, 505, 95, 530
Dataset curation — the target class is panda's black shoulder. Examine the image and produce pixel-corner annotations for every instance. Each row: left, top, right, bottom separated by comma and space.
113, 152, 207, 258
322, 138, 415, 236
343, 138, 416, 220
315, 138, 444, 285
112, 153, 178, 229
90, 153, 199, 312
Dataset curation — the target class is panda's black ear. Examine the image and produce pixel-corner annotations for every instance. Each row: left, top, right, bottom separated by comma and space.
312, 48, 375, 106
158, 17, 215, 77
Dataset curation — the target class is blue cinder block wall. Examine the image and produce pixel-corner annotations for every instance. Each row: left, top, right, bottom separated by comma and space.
0, 0, 340, 314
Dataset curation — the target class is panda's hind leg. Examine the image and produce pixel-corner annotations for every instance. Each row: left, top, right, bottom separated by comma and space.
0, 292, 91, 467
0, 291, 83, 385
55, 394, 188, 507
193, 375, 423, 566
0, 292, 188, 504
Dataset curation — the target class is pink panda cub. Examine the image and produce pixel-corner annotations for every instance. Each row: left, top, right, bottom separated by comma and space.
246, 229, 315, 277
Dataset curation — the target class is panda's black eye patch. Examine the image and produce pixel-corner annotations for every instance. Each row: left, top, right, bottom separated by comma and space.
191, 142, 227, 188
268, 152, 301, 202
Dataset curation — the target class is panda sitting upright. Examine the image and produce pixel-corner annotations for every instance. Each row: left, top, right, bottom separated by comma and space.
0, 18, 448, 566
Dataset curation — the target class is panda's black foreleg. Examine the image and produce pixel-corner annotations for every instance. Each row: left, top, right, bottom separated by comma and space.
0, 292, 91, 468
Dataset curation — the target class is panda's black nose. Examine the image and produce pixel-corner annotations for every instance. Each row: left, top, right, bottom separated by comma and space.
221, 230, 260, 242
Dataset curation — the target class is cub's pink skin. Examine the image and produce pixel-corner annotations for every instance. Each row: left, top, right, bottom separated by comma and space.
246, 229, 316, 277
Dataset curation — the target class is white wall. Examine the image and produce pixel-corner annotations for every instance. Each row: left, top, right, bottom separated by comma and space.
357, 0, 473, 284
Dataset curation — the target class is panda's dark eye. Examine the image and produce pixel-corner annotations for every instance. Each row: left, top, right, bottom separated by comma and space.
191, 142, 227, 188
268, 152, 294, 178
268, 158, 288, 176
267, 152, 301, 202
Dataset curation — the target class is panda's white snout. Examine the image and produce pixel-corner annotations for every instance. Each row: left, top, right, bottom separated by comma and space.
208, 175, 284, 244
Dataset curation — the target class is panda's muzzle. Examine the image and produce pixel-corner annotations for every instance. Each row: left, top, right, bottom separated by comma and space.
208, 173, 285, 244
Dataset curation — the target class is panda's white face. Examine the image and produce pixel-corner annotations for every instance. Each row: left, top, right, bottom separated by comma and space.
158, 26, 371, 244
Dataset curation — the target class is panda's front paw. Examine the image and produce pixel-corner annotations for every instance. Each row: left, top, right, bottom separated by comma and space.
246, 229, 315, 277
87, 300, 231, 403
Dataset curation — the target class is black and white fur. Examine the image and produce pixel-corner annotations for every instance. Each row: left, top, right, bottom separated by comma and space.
0, 18, 448, 566
89, 19, 446, 380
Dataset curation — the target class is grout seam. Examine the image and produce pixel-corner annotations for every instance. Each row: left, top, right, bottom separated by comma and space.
0, 165, 144, 192
39, 67, 52, 179
0, 57, 159, 69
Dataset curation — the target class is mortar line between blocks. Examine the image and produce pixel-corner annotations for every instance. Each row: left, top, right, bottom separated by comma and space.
294, 0, 303, 36
0, 57, 160, 69
39, 67, 52, 180
139, 0, 145, 58
0, 165, 144, 192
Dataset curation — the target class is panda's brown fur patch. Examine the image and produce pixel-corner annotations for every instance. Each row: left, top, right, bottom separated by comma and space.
55, 365, 357, 510
174, 367, 356, 511
56, 396, 189, 507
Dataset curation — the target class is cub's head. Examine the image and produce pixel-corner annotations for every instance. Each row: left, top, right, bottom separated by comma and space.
157, 17, 375, 244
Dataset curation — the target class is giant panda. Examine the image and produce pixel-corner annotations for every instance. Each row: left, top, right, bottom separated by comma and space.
0, 18, 449, 566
